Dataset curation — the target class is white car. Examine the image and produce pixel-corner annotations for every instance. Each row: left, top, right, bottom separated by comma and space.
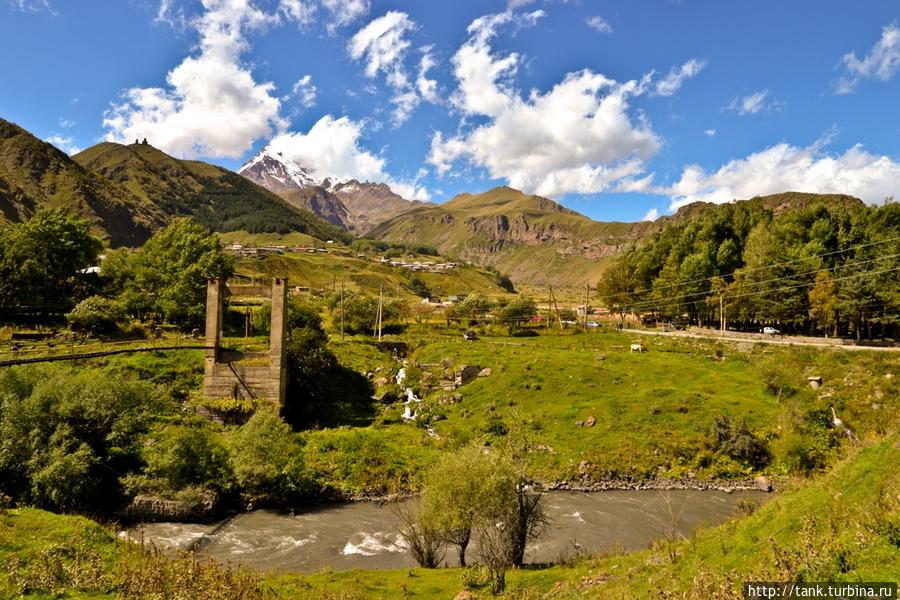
762, 326, 781, 335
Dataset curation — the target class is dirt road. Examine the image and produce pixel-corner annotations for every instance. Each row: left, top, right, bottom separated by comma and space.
622, 328, 900, 352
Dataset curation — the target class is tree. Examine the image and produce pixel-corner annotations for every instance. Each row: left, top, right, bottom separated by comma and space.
406, 274, 431, 298
396, 500, 445, 568
0, 365, 156, 513
66, 295, 126, 333
452, 293, 493, 324
421, 446, 496, 566
227, 409, 310, 505
497, 295, 537, 334
413, 436, 548, 593
330, 293, 400, 334
121, 218, 233, 326
808, 271, 839, 336
0, 208, 102, 314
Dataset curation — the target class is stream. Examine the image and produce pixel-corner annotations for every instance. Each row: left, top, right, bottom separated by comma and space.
125, 489, 764, 573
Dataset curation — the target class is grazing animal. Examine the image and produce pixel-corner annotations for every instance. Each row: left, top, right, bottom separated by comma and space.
630, 343, 646, 353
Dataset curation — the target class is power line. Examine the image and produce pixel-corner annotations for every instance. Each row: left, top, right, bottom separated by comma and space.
620, 251, 900, 312
621, 264, 900, 315
604, 234, 900, 300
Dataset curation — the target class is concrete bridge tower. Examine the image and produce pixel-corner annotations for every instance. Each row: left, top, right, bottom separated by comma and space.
202, 277, 288, 404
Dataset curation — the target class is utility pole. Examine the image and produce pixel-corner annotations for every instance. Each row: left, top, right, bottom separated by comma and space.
719, 293, 724, 331
584, 283, 590, 329
340, 281, 345, 340
549, 284, 563, 329
377, 286, 384, 341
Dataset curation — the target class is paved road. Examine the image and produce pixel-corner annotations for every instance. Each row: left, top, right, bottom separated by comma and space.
622, 328, 900, 352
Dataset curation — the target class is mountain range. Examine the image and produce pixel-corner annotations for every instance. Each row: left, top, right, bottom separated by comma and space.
1, 117, 869, 286
0, 118, 347, 246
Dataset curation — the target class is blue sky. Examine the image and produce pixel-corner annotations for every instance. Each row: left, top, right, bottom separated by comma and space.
2, 0, 899, 222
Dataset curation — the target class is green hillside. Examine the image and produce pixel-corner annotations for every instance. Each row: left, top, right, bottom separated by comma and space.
368, 186, 659, 286
74, 142, 349, 243
0, 118, 163, 246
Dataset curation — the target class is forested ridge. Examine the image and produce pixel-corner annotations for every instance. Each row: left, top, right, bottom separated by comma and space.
599, 193, 900, 338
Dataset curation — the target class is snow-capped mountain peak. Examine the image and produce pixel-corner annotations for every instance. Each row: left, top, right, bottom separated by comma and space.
237, 149, 348, 193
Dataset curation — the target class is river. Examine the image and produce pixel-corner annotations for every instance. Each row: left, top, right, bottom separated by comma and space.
125, 489, 764, 573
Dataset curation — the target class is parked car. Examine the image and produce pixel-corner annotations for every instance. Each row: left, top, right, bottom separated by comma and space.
586, 321, 600, 328
762, 326, 781, 335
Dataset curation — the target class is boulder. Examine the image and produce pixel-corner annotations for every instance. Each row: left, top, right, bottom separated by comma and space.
585, 416, 596, 427
478, 367, 492, 377
458, 365, 481, 385
440, 357, 453, 368
754, 476, 773, 492
575, 420, 585, 427
807, 376, 823, 389
373, 377, 388, 387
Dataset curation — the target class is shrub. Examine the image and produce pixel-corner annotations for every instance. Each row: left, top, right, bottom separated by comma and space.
66, 295, 125, 333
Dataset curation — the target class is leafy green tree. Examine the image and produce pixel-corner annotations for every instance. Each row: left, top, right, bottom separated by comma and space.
451, 293, 493, 323
0, 208, 102, 313
329, 293, 400, 334
808, 271, 839, 336
497, 295, 537, 334
66, 295, 126, 333
0, 365, 157, 513
406, 274, 431, 298
139, 421, 234, 496
121, 218, 233, 326
421, 445, 498, 566
227, 409, 310, 505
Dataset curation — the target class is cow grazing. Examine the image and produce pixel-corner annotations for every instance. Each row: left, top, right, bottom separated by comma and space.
630, 343, 646, 353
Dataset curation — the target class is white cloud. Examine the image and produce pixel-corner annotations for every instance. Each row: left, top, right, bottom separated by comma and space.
348, 11, 438, 126
585, 16, 612, 33
836, 23, 900, 94
723, 89, 783, 115
58, 118, 75, 129
46, 133, 81, 155
291, 74, 317, 108
662, 139, 900, 210
279, 0, 316, 26
262, 115, 429, 200
103, 0, 285, 159
449, 10, 545, 118
416, 46, 439, 103
348, 11, 414, 79
642, 207, 659, 221
704, 128, 716, 137
11, 0, 56, 14
429, 10, 659, 198
507, 0, 534, 7
652, 59, 706, 97
322, 0, 369, 32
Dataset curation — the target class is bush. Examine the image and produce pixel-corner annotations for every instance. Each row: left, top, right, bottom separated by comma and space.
227, 409, 312, 505
708, 415, 770, 470
66, 295, 126, 333
137, 421, 234, 496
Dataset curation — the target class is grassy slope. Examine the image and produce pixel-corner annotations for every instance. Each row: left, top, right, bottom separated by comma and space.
404, 330, 898, 481
232, 251, 511, 299
2, 437, 894, 599
0, 119, 161, 246
368, 187, 651, 287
